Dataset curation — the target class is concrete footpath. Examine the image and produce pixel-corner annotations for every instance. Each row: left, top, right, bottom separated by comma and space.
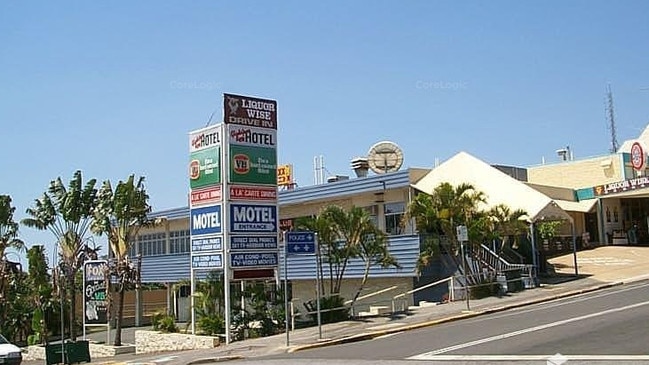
25, 246, 649, 365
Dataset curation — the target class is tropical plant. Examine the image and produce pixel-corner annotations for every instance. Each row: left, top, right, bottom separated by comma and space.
22, 171, 98, 340
0, 195, 25, 333
487, 204, 528, 250
294, 212, 340, 296
26, 245, 54, 345
537, 220, 563, 241
405, 183, 487, 274
91, 174, 154, 346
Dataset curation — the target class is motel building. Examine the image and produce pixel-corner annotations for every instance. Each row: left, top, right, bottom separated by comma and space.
128, 126, 649, 325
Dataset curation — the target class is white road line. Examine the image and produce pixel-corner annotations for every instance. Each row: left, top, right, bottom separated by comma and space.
409, 354, 649, 361
408, 299, 649, 359
468, 282, 649, 324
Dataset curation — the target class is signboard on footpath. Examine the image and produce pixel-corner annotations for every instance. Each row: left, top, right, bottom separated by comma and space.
83, 260, 108, 326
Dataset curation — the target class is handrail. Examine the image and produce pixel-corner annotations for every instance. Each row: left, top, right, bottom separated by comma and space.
393, 276, 452, 300
344, 285, 398, 305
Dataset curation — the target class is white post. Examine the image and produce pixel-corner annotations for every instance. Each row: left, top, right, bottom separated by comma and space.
283, 233, 289, 347
315, 233, 322, 340
190, 270, 195, 335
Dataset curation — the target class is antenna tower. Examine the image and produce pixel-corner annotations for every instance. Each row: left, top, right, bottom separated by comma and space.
606, 84, 619, 153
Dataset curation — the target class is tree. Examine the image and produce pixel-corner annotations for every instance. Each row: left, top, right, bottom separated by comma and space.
294, 211, 340, 295
349, 229, 400, 307
91, 174, 154, 346
487, 204, 528, 251
0, 195, 25, 334
22, 171, 97, 340
26, 245, 54, 345
405, 183, 486, 274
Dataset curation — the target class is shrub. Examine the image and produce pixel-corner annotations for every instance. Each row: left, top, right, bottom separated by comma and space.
197, 314, 224, 336
151, 311, 177, 333
305, 295, 349, 324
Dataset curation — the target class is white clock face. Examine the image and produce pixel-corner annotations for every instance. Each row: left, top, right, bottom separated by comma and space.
367, 141, 403, 173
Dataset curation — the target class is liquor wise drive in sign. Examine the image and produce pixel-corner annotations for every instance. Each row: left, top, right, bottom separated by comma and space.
224, 93, 277, 129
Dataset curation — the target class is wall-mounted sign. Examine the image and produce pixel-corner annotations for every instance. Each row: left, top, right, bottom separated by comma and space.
230, 235, 278, 251
277, 164, 293, 186
191, 253, 224, 270
224, 93, 277, 129
229, 185, 277, 201
83, 260, 108, 325
631, 142, 645, 170
190, 146, 221, 189
229, 203, 277, 233
229, 145, 277, 185
230, 252, 278, 268
190, 205, 222, 236
190, 186, 222, 206
594, 176, 649, 196
191, 235, 223, 252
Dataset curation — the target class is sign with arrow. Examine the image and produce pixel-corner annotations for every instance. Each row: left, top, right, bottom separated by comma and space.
229, 203, 277, 233
286, 231, 317, 255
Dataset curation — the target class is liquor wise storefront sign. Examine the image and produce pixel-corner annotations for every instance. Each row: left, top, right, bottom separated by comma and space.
594, 176, 649, 196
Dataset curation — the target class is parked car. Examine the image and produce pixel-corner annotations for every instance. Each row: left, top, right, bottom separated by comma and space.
0, 334, 22, 365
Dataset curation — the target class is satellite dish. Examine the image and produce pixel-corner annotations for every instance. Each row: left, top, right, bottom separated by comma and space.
367, 141, 404, 174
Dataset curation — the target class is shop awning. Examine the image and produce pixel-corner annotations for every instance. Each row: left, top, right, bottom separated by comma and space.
555, 199, 597, 213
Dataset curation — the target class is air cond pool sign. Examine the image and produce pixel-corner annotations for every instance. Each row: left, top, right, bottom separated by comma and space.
190, 205, 222, 236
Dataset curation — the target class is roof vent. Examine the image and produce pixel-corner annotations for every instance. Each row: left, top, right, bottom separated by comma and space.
351, 157, 370, 177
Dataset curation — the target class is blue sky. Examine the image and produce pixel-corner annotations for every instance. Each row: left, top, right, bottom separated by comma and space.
1, 1, 648, 263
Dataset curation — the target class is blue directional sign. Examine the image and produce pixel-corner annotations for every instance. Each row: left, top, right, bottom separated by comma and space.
230, 252, 278, 268
190, 205, 222, 236
229, 204, 277, 233
286, 231, 317, 255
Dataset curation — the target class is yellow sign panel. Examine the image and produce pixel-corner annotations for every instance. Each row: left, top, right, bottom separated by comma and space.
277, 164, 293, 186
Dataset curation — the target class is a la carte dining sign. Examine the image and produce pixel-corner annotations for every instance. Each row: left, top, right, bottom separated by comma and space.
594, 176, 649, 196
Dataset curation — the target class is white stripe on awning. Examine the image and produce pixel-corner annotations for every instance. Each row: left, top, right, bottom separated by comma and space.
555, 199, 597, 213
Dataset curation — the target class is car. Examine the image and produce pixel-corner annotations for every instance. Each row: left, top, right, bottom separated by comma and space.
0, 334, 22, 365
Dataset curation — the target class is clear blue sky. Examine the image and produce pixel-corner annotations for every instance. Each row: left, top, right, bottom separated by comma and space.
1, 1, 648, 263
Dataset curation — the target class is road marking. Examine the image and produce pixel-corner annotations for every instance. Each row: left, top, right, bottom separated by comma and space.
408, 355, 649, 361
373, 332, 401, 340
408, 299, 649, 359
468, 282, 649, 324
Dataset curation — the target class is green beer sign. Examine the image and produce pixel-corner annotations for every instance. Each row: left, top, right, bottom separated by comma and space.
190, 146, 221, 189
230, 144, 277, 185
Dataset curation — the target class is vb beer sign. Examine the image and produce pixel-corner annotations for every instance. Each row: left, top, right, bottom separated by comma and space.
190, 205, 222, 236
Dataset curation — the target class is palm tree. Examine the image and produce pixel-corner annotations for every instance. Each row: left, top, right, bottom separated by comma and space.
22, 171, 97, 340
91, 175, 154, 346
406, 183, 487, 274
488, 204, 528, 252
349, 228, 400, 306
0, 195, 25, 331
294, 211, 339, 296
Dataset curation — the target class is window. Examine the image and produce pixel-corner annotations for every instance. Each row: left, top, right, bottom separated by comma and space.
170, 229, 190, 254
137, 232, 166, 256
362, 205, 379, 227
384, 202, 405, 235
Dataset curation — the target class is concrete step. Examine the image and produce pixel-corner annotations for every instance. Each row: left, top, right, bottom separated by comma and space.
369, 305, 391, 315
417, 301, 439, 308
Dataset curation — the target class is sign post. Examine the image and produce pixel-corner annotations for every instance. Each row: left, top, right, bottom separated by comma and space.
286, 231, 320, 339
456, 225, 470, 311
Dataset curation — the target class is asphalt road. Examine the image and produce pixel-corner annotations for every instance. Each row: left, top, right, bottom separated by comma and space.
247, 281, 649, 364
